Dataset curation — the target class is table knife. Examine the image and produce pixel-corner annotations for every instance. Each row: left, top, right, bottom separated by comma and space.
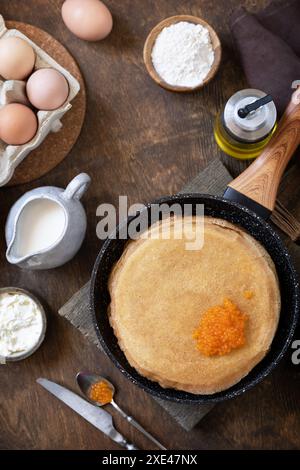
37, 378, 138, 450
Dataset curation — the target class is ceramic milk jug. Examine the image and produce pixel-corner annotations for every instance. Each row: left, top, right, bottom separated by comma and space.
5, 173, 91, 270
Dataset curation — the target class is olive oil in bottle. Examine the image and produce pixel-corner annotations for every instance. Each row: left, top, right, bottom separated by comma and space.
214, 89, 277, 160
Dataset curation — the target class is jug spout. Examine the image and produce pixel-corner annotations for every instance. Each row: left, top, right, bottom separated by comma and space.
62, 173, 91, 201
6, 240, 21, 265
6, 231, 40, 268
6, 212, 23, 265
6, 244, 44, 268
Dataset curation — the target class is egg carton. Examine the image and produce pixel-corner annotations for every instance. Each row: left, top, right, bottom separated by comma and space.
0, 15, 80, 186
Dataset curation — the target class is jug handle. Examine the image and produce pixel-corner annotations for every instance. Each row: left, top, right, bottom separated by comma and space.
63, 173, 91, 201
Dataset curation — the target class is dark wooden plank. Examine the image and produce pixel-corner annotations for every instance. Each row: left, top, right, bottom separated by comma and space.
0, 0, 299, 451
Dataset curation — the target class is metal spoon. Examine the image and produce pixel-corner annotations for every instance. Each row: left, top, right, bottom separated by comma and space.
76, 371, 166, 450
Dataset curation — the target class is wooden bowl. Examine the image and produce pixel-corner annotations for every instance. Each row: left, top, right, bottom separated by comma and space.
143, 15, 222, 92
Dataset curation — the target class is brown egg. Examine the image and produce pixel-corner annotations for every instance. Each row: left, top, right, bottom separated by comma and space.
0, 37, 35, 80
26, 68, 69, 111
61, 0, 113, 41
0, 104, 38, 145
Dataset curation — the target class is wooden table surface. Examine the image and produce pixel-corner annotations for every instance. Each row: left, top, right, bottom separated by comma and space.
1, 0, 299, 450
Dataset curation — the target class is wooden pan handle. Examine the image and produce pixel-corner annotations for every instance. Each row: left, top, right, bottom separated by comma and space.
227, 87, 300, 212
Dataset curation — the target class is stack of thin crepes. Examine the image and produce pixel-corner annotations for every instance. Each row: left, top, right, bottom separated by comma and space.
108, 216, 281, 395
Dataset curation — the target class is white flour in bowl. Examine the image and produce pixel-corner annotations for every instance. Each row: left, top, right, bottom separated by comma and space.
151, 21, 215, 88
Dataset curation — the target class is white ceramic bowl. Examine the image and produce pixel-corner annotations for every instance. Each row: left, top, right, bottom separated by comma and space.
0, 287, 47, 362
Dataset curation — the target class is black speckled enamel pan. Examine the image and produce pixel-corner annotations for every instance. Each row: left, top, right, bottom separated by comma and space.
91, 90, 300, 404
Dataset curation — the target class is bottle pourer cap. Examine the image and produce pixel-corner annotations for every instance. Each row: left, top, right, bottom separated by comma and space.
223, 89, 277, 143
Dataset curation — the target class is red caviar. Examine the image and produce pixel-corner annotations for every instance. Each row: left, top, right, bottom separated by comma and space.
243, 290, 254, 300
89, 380, 113, 405
193, 298, 248, 357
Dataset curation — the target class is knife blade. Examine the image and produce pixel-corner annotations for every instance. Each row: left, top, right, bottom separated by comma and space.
37, 378, 138, 450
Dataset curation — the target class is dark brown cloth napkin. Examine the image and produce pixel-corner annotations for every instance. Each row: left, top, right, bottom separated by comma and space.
231, 0, 300, 116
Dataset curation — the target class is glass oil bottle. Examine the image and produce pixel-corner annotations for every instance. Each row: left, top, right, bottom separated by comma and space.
214, 89, 277, 160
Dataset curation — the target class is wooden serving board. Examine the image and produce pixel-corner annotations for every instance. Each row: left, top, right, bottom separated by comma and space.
5, 20, 86, 186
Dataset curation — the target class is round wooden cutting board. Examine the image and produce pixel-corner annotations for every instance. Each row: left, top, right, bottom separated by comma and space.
5, 20, 86, 186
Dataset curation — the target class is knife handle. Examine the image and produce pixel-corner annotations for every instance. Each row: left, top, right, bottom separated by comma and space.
119, 437, 139, 451
111, 400, 166, 450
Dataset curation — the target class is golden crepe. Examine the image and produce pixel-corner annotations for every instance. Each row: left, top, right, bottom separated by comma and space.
108, 216, 281, 395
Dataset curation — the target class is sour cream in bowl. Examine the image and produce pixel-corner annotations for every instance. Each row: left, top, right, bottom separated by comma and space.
0, 287, 46, 363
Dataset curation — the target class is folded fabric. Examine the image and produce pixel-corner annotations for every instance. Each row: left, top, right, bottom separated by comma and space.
230, 1, 300, 116
258, 0, 300, 56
